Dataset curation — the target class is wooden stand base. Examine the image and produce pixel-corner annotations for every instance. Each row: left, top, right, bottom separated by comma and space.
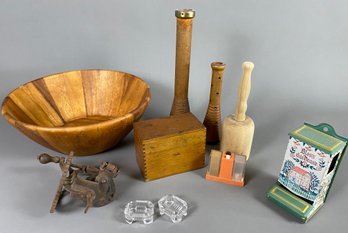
205, 173, 244, 187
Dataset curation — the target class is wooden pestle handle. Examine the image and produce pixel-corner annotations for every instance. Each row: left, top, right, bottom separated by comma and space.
235, 62, 254, 121
38, 153, 60, 164
170, 9, 195, 115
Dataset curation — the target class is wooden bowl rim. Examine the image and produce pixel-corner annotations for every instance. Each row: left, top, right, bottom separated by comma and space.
1, 69, 151, 131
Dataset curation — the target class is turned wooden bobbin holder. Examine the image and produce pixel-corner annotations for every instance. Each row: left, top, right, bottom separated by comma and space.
203, 62, 226, 144
170, 9, 195, 115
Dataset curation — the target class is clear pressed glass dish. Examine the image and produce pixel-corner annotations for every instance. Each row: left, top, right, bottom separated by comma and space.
124, 200, 154, 224
158, 194, 188, 223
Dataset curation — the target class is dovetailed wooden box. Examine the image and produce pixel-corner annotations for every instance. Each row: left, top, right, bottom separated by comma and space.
133, 113, 206, 181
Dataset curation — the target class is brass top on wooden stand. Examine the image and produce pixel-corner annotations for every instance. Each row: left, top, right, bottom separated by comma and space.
175, 9, 195, 19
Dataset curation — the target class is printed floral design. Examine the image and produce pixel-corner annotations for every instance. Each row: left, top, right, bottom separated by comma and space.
309, 172, 320, 193
278, 137, 332, 201
281, 160, 294, 175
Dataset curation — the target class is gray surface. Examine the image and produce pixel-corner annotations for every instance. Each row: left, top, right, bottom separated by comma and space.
1, 0, 348, 232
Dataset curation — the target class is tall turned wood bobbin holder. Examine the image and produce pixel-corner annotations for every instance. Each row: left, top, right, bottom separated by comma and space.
170, 9, 195, 115
203, 62, 226, 144
133, 9, 206, 182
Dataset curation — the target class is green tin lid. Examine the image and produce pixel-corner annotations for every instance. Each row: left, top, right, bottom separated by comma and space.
289, 123, 348, 155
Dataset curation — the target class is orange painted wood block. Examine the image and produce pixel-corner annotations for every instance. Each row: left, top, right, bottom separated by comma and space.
206, 151, 245, 187
219, 152, 234, 179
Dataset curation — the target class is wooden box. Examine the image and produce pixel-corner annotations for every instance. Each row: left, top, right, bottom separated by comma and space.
133, 113, 206, 181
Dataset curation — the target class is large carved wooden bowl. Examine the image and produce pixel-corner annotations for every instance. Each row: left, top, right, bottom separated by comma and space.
1, 70, 151, 155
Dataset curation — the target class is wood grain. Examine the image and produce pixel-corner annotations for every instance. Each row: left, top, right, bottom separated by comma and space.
220, 62, 254, 160
134, 113, 206, 181
170, 17, 194, 116
1, 70, 151, 156
203, 62, 225, 144
235, 62, 254, 121
43, 71, 87, 122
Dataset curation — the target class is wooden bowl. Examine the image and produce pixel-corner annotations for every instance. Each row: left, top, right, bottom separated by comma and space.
1, 70, 151, 155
